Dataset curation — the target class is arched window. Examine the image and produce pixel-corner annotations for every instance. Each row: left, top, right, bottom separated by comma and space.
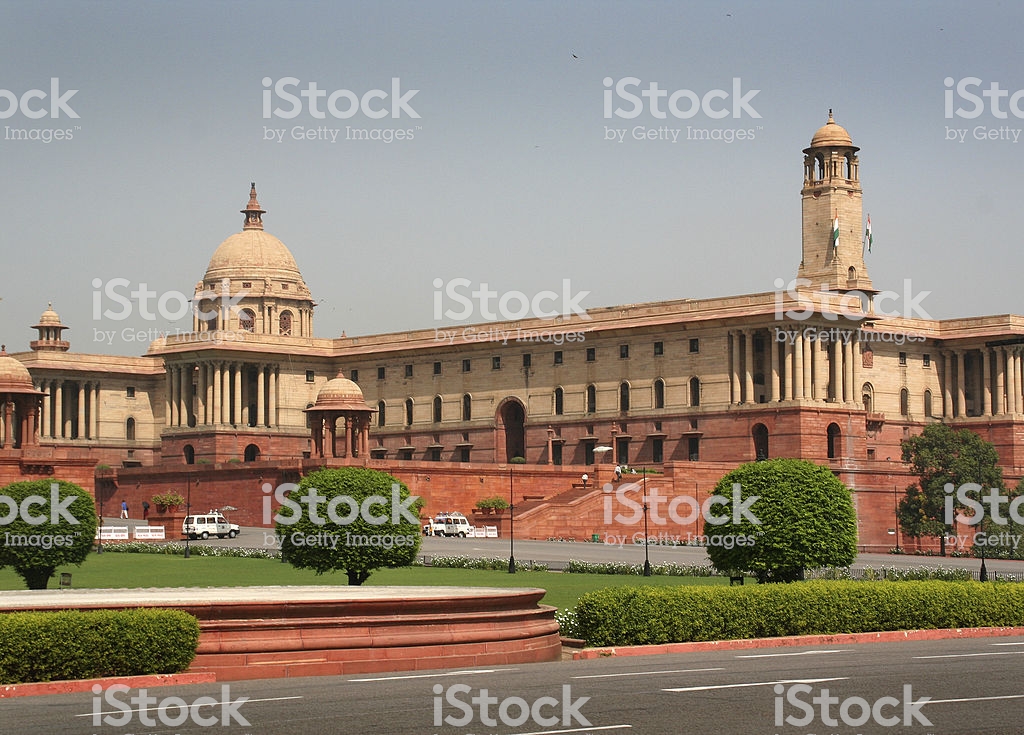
244, 443, 260, 462
462, 393, 472, 421
586, 385, 596, 414
405, 398, 414, 425
125, 417, 136, 441
183, 444, 195, 465
752, 424, 769, 461
862, 383, 874, 413
377, 400, 386, 427
619, 382, 630, 412
279, 310, 293, 336
848, 266, 857, 281
689, 377, 701, 407
900, 388, 909, 416
827, 423, 841, 459
653, 379, 665, 409
432, 395, 442, 423
553, 387, 564, 415
239, 308, 255, 332
924, 390, 933, 418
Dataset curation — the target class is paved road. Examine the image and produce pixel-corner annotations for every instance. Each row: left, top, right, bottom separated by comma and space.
7, 636, 1024, 733
103, 516, 1024, 577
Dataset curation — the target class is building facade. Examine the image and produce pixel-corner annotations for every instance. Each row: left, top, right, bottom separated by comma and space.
3, 116, 1023, 546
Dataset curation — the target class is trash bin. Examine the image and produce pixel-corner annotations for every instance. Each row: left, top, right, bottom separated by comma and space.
591, 533, 600, 543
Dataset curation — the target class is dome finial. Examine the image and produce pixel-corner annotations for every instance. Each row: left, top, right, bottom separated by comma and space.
827, 108, 834, 123
241, 182, 266, 231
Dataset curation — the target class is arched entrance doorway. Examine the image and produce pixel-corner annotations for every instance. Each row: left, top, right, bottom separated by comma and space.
497, 399, 526, 463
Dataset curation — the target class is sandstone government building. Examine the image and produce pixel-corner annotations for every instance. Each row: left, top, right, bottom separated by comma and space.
1, 115, 1022, 549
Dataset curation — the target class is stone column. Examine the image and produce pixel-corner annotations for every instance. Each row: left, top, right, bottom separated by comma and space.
995, 349, 1005, 416
222, 364, 231, 425
92, 383, 101, 438
942, 352, 952, 418
828, 339, 839, 402
40, 382, 49, 437
793, 330, 804, 399
77, 383, 86, 438
851, 334, 861, 408
730, 331, 741, 404
802, 332, 813, 399
233, 365, 242, 426
1014, 349, 1023, 414
982, 348, 992, 416
743, 330, 754, 403
3, 401, 12, 448
842, 339, 852, 404
257, 366, 266, 427
328, 416, 338, 458
956, 351, 966, 418
343, 416, 352, 458
268, 367, 278, 427
769, 335, 780, 402
784, 339, 794, 401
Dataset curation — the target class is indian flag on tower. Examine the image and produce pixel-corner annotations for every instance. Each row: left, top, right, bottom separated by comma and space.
831, 212, 839, 254
865, 214, 873, 253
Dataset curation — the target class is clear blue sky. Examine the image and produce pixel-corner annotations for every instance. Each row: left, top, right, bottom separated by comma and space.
2, 1, 1022, 354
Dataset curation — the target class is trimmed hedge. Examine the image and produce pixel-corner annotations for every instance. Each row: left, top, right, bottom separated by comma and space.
0, 609, 200, 684
573, 581, 1024, 647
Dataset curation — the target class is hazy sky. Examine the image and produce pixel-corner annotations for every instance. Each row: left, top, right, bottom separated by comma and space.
2, 1, 1022, 355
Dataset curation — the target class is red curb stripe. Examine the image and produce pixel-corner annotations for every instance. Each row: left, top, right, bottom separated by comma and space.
0, 672, 217, 699
572, 626, 1024, 659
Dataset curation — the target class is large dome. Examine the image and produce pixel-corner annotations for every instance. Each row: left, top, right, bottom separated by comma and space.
309, 374, 374, 412
809, 111, 855, 149
201, 184, 310, 291
203, 229, 305, 283
0, 347, 39, 394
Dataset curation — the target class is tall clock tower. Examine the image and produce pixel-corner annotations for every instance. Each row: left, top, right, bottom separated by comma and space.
797, 112, 874, 295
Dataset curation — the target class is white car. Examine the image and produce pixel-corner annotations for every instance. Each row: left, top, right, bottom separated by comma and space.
182, 512, 240, 540
439, 512, 473, 538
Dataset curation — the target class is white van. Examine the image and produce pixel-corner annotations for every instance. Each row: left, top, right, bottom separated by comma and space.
182, 512, 240, 540
440, 512, 473, 538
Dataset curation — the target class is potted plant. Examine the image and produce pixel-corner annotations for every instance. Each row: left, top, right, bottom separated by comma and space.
474, 496, 510, 515
151, 492, 186, 513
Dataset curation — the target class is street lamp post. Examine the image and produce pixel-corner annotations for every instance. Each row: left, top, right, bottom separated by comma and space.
642, 467, 652, 577
96, 485, 104, 554
893, 484, 901, 553
508, 466, 516, 574
978, 458, 988, 582
184, 473, 193, 559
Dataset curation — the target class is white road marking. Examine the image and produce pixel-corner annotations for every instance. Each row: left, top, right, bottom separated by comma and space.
664, 677, 847, 693
78, 695, 302, 717
573, 667, 723, 679
913, 651, 1024, 659
512, 725, 632, 735
349, 668, 517, 682
735, 649, 849, 659
925, 694, 1024, 705
990, 641, 1024, 646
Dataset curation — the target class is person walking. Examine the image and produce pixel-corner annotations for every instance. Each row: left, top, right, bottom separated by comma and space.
142, 500, 150, 520
120, 500, 129, 519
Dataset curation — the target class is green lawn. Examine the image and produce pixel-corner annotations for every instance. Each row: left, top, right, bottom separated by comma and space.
0, 553, 733, 611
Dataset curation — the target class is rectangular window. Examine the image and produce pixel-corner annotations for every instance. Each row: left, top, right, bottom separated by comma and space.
433, 361, 442, 375
522, 353, 532, 368
586, 347, 596, 362
652, 438, 663, 464
689, 338, 700, 353
654, 341, 664, 356
305, 370, 315, 383
462, 359, 471, 373
126, 386, 136, 398
688, 436, 700, 461
554, 351, 563, 365
899, 352, 907, 366
349, 369, 358, 383
458, 447, 470, 463
552, 443, 562, 466
923, 354, 931, 367
377, 367, 386, 380
429, 448, 441, 462
404, 364, 413, 378
492, 356, 501, 370
619, 344, 629, 359
583, 440, 595, 466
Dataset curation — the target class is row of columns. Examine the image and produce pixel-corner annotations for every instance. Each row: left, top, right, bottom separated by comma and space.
165, 361, 280, 428
36, 379, 100, 439
728, 327, 860, 405
192, 301, 312, 337
310, 412, 371, 458
941, 346, 1024, 418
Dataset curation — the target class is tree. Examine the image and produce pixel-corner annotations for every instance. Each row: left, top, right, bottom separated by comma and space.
898, 424, 1003, 556
276, 467, 422, 585
969, 477, 1024, 561
704, 458, 857, 583
0, 479, 97, 590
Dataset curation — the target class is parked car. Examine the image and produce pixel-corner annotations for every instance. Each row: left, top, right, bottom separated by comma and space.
182, 511, 240, 540
440, 512, 473, 538
422, 517, 447, 536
